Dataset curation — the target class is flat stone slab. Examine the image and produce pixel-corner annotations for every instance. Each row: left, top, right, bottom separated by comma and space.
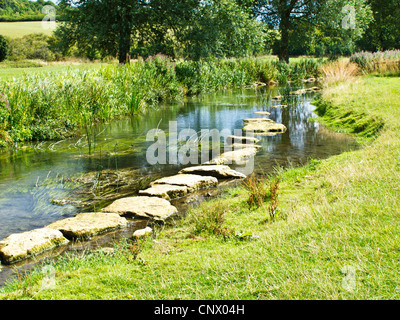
178, 165, 246, 179
243, 121, 287, 133
254, 111, 271, 115
102, 196, 178, 221
226, 135, 260, 145
151, 174, 218, 192
46, 212, 129, 240
139, 184, 188, 200
243, 118, 274, 124
0, 228, 69, 264
204, 148, 257, 165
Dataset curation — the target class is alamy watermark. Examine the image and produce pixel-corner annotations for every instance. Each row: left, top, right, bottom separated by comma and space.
342, 265, 357, 292
40, 265, 56, 290
42, 5, 57, 31
342, 5, 356, 30
145, 121, 256, 175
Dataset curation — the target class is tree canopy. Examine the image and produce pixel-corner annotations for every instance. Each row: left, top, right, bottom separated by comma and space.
55, 0, 268, 63
252, 0, 372, 62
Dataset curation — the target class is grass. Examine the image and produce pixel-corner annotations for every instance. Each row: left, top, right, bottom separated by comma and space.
1, 75, 399, 299
0, 22, 55, 38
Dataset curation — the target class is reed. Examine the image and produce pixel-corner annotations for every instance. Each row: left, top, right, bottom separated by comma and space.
350, 50, 400, 76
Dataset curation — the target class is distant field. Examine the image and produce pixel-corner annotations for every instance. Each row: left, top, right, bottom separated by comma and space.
0, 21, 55, 38
0, 61, 109, 80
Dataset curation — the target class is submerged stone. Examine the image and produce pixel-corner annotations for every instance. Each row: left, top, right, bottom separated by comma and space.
102, 196, 178, 221
270, 104, 288, 108
0, 228, 69, 264
139, 184, 188, 200
178, 165, 246, 179
46, 212, 129, 240
254, 111, 271, 115
230, 143, 262, 150
133, 227, 153, 238
226, 135, 260, 145
151, 174, 218, 192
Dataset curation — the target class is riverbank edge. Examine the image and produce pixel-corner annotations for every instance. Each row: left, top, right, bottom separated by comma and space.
1, 75, 399, 299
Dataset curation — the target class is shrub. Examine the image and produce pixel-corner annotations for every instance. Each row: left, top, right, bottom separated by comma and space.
7, 34, 62, 62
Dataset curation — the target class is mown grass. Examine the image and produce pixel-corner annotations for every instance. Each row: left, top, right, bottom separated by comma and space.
1, 75, 399, 300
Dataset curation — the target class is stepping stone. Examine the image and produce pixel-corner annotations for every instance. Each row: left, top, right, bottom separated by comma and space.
243, 118, 274, 124
254, 111, 271, 115
0, 228, 69, 264
226, 135, 260, 145
102, 196, 178, 221
204, 148, 257, 165
139, 184, 188, 200
151, 174, 218, 192
179, 165, 246, 179
46, 212, 129, 240
243, 121, 287, 133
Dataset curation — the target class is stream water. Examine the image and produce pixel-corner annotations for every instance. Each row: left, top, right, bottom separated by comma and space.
0, 84, 360, 279
0, 85, 359, 241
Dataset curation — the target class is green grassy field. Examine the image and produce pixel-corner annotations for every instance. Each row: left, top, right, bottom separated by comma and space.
0, 61, 108, 80
0, 75, 399, 300
0, 21, 55, 38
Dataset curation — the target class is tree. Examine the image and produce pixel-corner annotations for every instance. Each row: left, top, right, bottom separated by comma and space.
252, 0, 372, 62
57, 0, 145, 63
358, 0, 400, 51
57, 0, 268, 62
0, 35, 8, 62
176, 0, 267, 60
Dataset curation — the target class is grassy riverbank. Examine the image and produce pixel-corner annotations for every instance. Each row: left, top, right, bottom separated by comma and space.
1, 75, 399, 299
0, 56, 321, 147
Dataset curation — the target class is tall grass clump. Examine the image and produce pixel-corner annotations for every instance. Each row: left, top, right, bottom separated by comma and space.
185, 200, 234, 239
350, 50, 400, 76
320, 59, 360, 84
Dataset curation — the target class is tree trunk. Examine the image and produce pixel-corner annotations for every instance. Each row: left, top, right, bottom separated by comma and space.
279, 13, 290, 63
118, 6, 132, 64
118, 26, 131, 64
